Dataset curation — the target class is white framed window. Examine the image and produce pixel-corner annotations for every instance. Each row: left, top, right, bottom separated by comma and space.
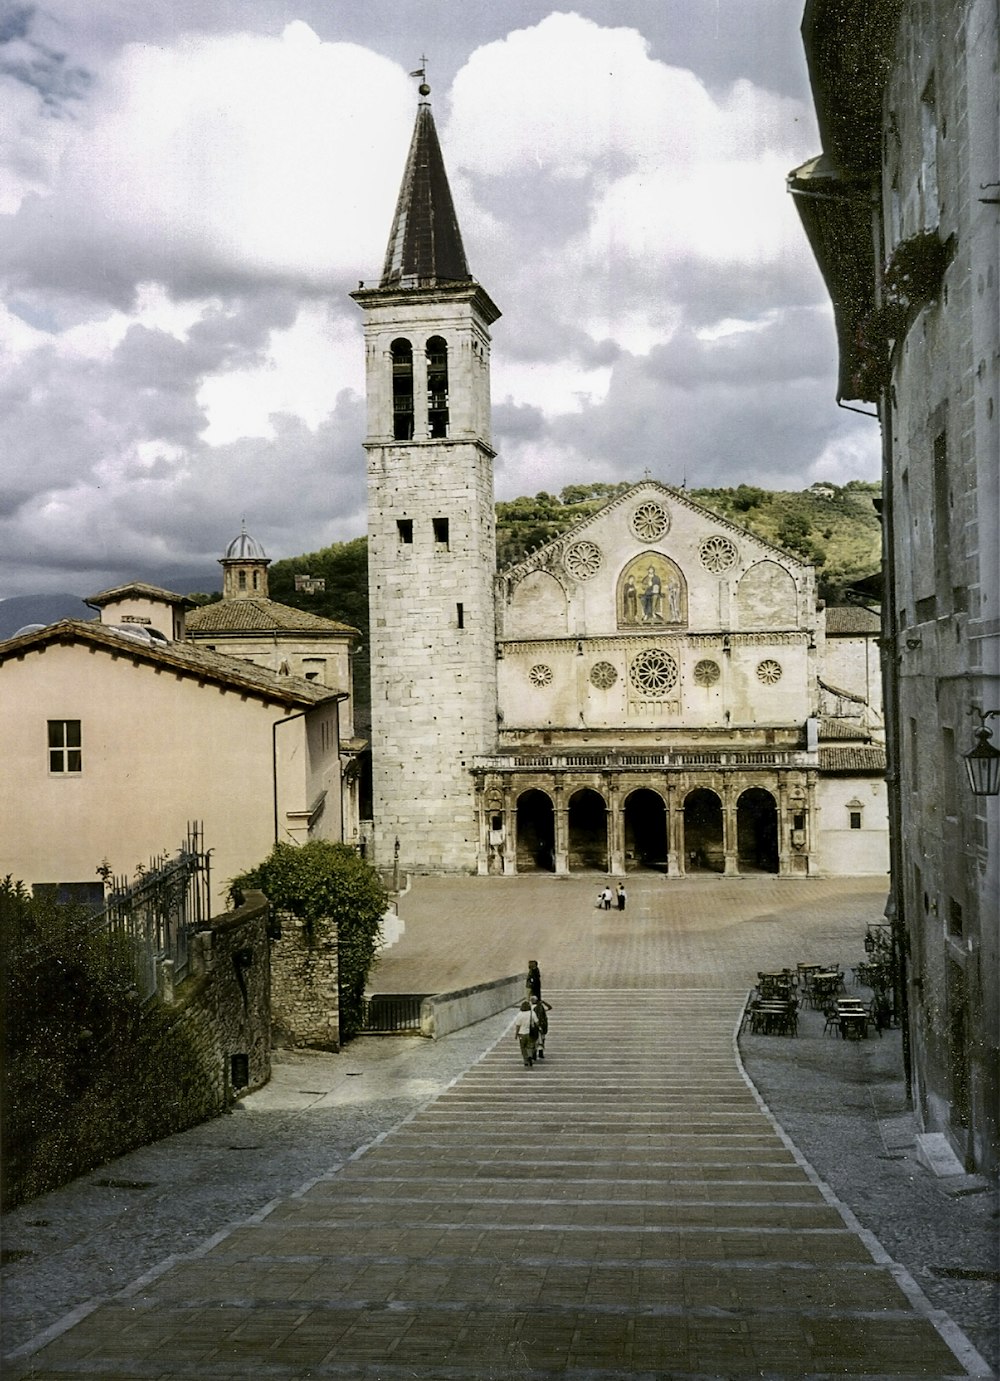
48, 720, 82, 774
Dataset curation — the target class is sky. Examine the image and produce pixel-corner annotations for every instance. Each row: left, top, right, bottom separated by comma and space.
0, 0, 881, 601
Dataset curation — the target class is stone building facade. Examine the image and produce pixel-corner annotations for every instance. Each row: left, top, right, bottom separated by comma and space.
351, 102, 502, 873
478, 481, 885, 878
356, 93, 888, 882
185, 527, 364, 846
794, 0, 999, 1172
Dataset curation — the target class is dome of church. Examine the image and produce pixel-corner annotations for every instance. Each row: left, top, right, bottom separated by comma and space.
224, 526, 267, 561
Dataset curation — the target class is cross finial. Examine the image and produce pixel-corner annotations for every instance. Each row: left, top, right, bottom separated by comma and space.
409, 56, 431, 98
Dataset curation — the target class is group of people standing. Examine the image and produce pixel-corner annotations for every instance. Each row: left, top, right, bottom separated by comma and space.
514, 958, 552, 1068
598, 883, 627, 911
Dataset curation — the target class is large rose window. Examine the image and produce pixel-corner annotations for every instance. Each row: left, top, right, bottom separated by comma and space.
629, 648, 678, 697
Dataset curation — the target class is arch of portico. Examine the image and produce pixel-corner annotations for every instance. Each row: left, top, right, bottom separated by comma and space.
475, 766, 815, 878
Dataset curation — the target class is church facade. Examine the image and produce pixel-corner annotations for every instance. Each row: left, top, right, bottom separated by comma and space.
354, 94, 887, 880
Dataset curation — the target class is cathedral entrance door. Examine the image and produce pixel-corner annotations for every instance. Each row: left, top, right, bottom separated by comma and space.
736, 788, 779, 873
567, 788, 608, 872
515, 790, 555, 872
623, 789, 668, 871
683, 789, 724, 873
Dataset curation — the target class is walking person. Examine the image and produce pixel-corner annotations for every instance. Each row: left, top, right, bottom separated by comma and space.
514, 1000, 538, 1067
617, 883, 627, 912
531, 993, 553, 1059
526, 958, 542, 1001
601, 885, 612, 910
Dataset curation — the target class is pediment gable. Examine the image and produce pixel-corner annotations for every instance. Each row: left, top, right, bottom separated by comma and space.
499, 481, 810, 589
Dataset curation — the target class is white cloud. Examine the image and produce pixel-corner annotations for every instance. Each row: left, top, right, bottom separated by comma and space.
198, 304, 362, 444
0, 7, 877, 603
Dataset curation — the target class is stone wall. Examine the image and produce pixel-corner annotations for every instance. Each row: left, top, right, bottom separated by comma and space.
4, 892, 272, 1208
269, 909, 341, 1050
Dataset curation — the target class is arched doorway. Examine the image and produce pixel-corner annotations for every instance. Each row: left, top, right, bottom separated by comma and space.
683, 789, 724, 872
623, 789, 668, 871
516, 790, 555, 872
737, 788, 779, 873
568, 788, 608, 872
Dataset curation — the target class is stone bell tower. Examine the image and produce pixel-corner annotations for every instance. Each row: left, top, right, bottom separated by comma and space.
351, 86, 501, 872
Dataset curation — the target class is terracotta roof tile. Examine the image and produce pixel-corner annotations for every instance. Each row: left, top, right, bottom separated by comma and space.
186, 598, 358, 637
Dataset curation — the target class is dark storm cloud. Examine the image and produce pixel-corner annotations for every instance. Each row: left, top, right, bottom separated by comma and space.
0, 3, 91, 107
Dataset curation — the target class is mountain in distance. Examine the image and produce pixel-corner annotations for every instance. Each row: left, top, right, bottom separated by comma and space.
0, 593, 93, 640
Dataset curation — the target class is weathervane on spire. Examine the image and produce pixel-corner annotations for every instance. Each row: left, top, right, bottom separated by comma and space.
409, 56, 431, 98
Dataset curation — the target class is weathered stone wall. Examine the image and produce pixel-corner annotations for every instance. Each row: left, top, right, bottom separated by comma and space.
4, 892, 272, 1208
269, 909, 341, 1050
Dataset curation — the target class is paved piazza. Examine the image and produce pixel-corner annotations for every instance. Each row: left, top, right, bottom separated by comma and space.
4, 876, 995, 1378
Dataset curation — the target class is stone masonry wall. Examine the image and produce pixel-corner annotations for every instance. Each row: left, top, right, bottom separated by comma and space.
4, 892, 272, 1208
269, 909, 341, 1050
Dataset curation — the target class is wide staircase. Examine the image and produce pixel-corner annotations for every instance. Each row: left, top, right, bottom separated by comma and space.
8, 990, 976, 1378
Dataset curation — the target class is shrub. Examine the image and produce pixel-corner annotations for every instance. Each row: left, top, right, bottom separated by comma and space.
231, 842, 387, 1039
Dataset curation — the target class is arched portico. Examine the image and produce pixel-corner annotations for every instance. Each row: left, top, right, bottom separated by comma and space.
516, 789, 555, 872
683, 788, 725, 872
737, 787, 779, 873
623, 788, 668, 871
567, 788, 608, 872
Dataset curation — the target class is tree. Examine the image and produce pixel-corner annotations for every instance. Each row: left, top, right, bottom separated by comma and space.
230, 841, 387, 1039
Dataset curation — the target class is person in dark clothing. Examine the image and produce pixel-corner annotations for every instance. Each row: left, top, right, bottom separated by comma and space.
617, 883, 627, 911
526, 959, 542, 1000
531, 993, 553, 1058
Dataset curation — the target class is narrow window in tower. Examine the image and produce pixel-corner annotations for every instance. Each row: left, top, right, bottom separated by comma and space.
238, 570, 246, 589
390, 338, 414, 440
433, 517, 449, 547
426, 336, 449, 438
397, 519, 413, 544
456, 602, 465, 629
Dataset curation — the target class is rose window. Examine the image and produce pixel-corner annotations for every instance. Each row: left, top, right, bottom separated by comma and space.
564, 540, 602, 580
629, 648, 678, 697
699, 534, 738, 572
528, 663, 553, 687
631, 501, 669, 541
590, 661, 618, 689
756, 659, 783, 685
693, 659, 721, 687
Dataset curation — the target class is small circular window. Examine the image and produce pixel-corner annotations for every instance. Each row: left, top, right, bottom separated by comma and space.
699, 534, 738, 572
756, 658, 783, 685
590, 661, 618, 689
564, 540, 603, 580
528, 663, 553, 687
631, 501, 670, 541
693, 659, 721, 687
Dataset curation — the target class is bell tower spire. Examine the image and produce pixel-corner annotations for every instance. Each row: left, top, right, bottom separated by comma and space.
351, 80, 501, 874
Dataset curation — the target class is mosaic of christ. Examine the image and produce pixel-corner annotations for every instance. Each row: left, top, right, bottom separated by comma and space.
618, 553, 686, 627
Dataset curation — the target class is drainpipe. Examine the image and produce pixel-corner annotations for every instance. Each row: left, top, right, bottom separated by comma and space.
272, 709, 307, 843
872, 195, 912, 1100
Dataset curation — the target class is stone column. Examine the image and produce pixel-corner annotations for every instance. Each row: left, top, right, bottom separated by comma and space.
553, 781, 569, 875
777, 778, 792, 876
667, 777, 683, 877
475, 776, 489, 876
723, 778, 739, 876
503, 781, 517, 875
607, 773, 624, 874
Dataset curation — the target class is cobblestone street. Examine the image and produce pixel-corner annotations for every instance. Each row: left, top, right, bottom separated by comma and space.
3, 876, 996, 1378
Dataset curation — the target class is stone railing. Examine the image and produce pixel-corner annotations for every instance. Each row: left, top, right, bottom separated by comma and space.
473, 750, 816, 772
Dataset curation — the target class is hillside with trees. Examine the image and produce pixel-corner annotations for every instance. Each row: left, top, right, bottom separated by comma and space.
266, 482, 882, 727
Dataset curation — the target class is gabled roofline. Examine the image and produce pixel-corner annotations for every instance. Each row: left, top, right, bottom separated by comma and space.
85, 581, 196, 610
0, 620, 345, 711
497, 479, 815, 582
